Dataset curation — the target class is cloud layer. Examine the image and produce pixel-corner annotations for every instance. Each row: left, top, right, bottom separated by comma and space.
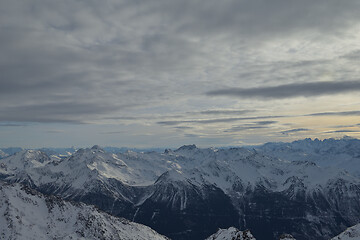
1, 0, 360, 147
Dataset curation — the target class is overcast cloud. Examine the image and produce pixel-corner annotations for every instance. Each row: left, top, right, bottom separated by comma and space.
1, 0, 360, 147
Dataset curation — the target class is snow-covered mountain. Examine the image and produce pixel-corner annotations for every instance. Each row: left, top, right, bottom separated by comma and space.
331, 223, 360, 240
0, 181, 168, 240
1, 139, 360, 240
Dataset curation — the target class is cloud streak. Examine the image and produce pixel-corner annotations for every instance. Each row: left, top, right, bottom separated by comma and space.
281, 128, 310, 135
0, 102, 134, 123
325, 130, 360, 133
196, 110, 255, 115
158, 116, 284, 126
223, 120, 277, 132
306, 111, 360, 117
206, 81, 360, 99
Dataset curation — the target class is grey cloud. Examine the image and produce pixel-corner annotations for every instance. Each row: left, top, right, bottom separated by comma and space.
281, 128, 310, 135
331, 124, 357, 128
255, 121, 277, 125
307, 111, 360, 117
158, 116, 284, 126
184, 133, 200, 138
224, 120, 277, 132
174, 126, 193, 130
104, 114, 185, 121
0, 102, 133, 123
341, 49, 360, 60
159, 109, 360, 127
152, 0, 360, 39
196, 110, 254, 115
45, 130, 65, 133
159, 109, 360, 128
0, 0, 200, 124
0, 123, 28, 127
100, 131, 126, 135
206, 81, 360, 99
325, 130, 360, 133
224, 126, 268, 133
104, 117, 140, 120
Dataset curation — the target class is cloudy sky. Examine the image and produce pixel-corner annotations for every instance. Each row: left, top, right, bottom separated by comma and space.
1, 0, 360, 148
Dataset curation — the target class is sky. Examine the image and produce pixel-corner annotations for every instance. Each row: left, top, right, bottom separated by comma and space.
1, 0, 360, 148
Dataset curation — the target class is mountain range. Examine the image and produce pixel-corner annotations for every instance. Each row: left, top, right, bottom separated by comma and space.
1, 137, 360, 239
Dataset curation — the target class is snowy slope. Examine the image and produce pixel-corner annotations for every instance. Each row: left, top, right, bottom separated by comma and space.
0, 181, 168, 240
205, 227, 256, 240
331, 224, 360, 240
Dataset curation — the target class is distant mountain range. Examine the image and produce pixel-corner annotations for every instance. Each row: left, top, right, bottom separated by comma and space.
1, 137, 360, 239
0, 146, 166, 159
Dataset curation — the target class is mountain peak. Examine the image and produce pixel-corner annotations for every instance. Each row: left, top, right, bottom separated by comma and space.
91, 145, 104, 151
16, 149, 50, 163
279, 233, 296, 240
205, 227, 256, 240
175, 144, 197, 152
